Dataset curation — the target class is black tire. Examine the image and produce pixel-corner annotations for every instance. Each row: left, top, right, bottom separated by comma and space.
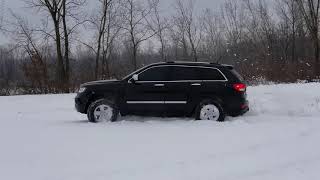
87, 99, 119, 123
195, 99, 225, 122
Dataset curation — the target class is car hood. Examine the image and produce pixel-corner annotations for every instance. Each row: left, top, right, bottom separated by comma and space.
81, 79, 120, 87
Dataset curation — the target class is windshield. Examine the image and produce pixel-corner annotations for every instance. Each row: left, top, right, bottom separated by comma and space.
122, 66, 146, 80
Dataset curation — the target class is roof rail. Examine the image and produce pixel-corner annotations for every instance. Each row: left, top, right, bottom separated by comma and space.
222, 64, 234, 69
210, 62, 221, 65
166, 61, 212, 64
167, 61, 175, 63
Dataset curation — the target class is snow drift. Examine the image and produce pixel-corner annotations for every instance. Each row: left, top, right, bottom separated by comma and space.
0, 83, 319, 180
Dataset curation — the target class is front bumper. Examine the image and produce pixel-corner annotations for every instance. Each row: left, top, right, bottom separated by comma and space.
75, 93, 89, 114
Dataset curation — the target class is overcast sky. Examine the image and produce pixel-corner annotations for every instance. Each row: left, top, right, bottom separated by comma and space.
0, 0, 224, 44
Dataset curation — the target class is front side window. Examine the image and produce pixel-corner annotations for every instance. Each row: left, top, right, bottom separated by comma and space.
138, 66, 169, 81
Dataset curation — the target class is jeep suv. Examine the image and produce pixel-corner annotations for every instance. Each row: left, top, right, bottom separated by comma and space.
75, 62, 249, 122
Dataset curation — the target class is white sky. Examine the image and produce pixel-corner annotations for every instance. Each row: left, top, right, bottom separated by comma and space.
0, 0, 224, 44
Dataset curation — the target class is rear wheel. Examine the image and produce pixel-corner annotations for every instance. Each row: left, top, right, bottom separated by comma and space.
195, 99, 225, 122
87, 99, 119, 123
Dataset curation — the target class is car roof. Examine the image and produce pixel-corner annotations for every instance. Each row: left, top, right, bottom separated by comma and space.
123, 61, 234, 81
147, 61, 233, 69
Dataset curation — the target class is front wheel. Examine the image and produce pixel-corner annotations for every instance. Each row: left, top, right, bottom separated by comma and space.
87, 99, 119, 123
195, 99, 225, 122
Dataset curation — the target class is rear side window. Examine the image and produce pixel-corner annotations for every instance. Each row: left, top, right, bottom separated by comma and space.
139, 66, 169, 81
198, 68, 226, 81
169, 66, 199, 81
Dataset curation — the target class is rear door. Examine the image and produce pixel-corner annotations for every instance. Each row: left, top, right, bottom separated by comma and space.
165, 66, 201, 116
198, 67, 229, 103
124, 66, 169, 116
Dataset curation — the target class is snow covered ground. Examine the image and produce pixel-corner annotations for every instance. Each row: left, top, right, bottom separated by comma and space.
0, 83, 320, 180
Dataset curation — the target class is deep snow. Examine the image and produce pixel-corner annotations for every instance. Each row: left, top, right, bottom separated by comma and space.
0, 83, 320, 180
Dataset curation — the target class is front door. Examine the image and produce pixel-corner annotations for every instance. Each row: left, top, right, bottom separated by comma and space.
124, 66, 169, 116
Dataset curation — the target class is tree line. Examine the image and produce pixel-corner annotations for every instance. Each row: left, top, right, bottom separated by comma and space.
0, 0, 320, 95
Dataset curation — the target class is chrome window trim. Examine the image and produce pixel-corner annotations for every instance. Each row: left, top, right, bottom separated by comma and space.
127, 101, 164, 104
128, 65, 228, 83
165, 101, 187, 104
126, 101, 187, 104
123, 62, 165, 80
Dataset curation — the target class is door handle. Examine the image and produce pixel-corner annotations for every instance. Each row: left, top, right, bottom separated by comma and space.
154, 84, 165, 87
191, 83, 201, 86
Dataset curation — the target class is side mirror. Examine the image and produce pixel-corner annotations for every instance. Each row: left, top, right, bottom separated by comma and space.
131, 74, 139, 82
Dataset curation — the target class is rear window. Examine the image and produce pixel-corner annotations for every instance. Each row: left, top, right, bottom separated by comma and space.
169, 66, 199, 81
168, 66, 227, 81
198, 68, 226, 81
231, 69, 244, 81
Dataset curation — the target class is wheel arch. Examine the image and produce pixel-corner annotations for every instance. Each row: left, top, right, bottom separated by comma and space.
85, 91, 119, 113
194, 97, 226, 121
189, 95, 225, 116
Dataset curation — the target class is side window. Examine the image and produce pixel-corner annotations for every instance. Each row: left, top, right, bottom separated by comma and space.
139, 66, 169, 81
169, 66, 199, 81
199, 68, 226, 80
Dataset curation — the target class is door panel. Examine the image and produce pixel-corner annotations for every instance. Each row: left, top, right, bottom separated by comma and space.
164, 82, 189, 116
123, 66, 169, 116
125, 82, 166, 116
199, 81, 227, 100
164, 66, 199, 116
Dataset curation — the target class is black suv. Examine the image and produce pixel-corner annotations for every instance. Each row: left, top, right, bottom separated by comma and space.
75, 62, 249, 122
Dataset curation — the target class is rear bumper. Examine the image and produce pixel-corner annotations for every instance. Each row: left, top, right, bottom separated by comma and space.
226, 100, 249, 117
235, 106, 249, 116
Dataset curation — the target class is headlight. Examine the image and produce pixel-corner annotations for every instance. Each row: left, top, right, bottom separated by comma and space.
78, 87, 86, 93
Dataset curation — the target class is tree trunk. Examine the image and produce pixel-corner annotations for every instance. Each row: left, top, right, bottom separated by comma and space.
292, 17, 296, 63
159, 35, 166, 61
187, 28, 198, 62
314, 37, 320, 78
62, 0, 69, 92
133, 44, 137, 70
105, 54, 110, 78
95, 38, 102, 79
182, 35, 188, 59
94, 0, 109, 80
54, 20, 65, 91
190, 41, 198, 62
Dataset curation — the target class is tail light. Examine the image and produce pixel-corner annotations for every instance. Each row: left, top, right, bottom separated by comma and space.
233, 83, 246, 92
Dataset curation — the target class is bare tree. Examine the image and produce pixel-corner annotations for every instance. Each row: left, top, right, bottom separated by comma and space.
0, 45, 20, 95
80, 0, 122, 79
174, 0, 200, 62
100, 0, 122, 78
27, 0, 86, 91
295, 0, 320, 78
276, 0, 301, 63
30, 0, 65, 90
94, 0, 114, 79
6, 12, 49, 92
200, 8, 225, 62
221, 0, 244, 47
147, 0, 170, 61
120, 0, 159, 70
258, 0, 276, 58
0, 0, 4, 29
88, 0, 113, 79
170, 13, 189, 59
